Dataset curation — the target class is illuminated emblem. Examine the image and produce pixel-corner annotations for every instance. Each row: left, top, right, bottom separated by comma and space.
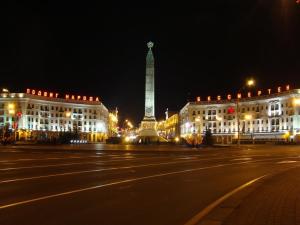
227, 107, 235, 114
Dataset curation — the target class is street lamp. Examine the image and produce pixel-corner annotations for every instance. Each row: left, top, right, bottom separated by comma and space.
293, 98, 300, 106
236, 79, 255, 146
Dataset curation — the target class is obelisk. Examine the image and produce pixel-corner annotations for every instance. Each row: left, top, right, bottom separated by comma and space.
139, 41, 158, 138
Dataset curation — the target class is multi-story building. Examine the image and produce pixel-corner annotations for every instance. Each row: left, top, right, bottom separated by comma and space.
180, 88, 300, 144
156, 110, 180, 141
164, 111, 179, 140
0, 89, 109, 142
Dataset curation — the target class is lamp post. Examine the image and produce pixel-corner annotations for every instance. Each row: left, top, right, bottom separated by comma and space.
236, 79, 255, 146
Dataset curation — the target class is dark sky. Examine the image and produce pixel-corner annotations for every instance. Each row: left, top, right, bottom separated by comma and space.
1, 1, 300, 125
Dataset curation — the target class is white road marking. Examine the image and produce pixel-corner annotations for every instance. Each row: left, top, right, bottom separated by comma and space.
0, 156, 174, 171
0, 158, 292, 210
184, 174, 268, 225
277, 160, 298, 164
0, 164, 226, 210
0, 159, 208, 184
231, 157, 252, 161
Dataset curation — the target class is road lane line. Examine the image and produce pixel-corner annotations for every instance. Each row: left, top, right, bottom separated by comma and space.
0, 164, 226, 210
0, 154, 296, 172
0, 157, 258, 184
0, 158, 290, 210
0, 156, 178, 171
184, 174, 268, 225
277, 160, 298, 164
0, 159, 208, 184
0, 155, 233, 171
231, 157, 252, 161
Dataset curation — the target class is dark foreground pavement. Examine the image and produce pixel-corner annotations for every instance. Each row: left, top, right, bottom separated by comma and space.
0, 144, 299, 225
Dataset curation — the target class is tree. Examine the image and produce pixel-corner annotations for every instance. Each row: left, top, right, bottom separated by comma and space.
202, 129, 214, 146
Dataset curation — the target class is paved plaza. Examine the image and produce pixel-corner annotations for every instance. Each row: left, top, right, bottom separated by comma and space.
0, 144, 299, 224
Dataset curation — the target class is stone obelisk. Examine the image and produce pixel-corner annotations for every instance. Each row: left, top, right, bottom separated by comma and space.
139, 41, 158, 138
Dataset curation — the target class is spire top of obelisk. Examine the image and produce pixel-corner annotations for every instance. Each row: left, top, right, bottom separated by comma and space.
147, 41, 154, 49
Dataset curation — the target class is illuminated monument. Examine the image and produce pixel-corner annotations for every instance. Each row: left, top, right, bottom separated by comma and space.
139, 41, 159, 139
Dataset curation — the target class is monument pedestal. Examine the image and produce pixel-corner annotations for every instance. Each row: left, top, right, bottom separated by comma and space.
139, 120, 158, 137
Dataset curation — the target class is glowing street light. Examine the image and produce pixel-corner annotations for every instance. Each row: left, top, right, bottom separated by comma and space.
65, 112, 71, 118
247, 79, 255, 87
293, 98, 300, 106
8, 103, 15, 115
244, 114, 252, 120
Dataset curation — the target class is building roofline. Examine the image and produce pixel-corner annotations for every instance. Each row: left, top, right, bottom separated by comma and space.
0, 93, 108, 110
188, 89, 300, 106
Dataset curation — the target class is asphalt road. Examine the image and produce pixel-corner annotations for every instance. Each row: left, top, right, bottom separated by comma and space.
0, 144, 300, 225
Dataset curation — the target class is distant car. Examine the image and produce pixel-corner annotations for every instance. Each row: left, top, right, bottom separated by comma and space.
106, 137, 122, 144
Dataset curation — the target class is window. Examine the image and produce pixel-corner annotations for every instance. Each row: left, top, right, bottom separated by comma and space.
203, 110, 205, 114
218, 110, 221, 113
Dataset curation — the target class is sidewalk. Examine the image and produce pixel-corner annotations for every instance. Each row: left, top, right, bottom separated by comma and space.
199, 166, 300, 225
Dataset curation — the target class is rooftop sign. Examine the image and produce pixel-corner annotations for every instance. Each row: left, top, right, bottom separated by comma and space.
26, 88, 100, 102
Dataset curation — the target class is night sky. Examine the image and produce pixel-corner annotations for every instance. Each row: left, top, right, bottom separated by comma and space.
1, 1, 300, 125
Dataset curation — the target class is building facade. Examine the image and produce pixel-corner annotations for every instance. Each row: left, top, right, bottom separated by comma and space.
180, 89, 300, 144
0, 90, 109, 142
156, 110, 180, 142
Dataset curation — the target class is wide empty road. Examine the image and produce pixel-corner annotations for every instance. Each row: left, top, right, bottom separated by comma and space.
0, 144, 300, 225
